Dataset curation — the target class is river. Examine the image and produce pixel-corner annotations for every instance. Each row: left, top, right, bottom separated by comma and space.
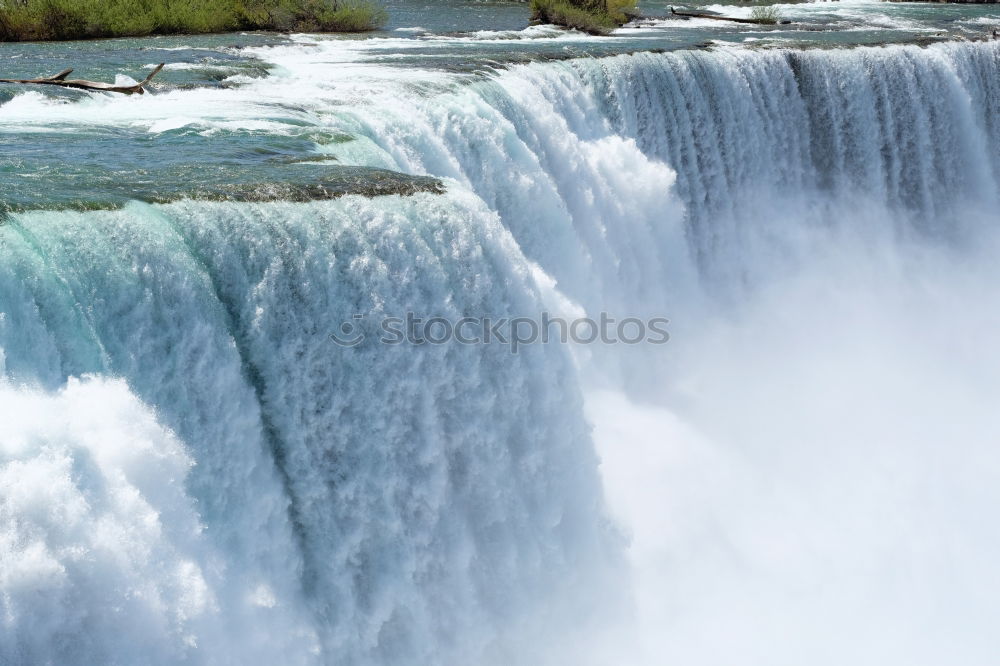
1, 2, 999, 665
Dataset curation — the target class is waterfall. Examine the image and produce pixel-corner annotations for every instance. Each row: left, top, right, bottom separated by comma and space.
2, 39, 999, 665
0, 194, 618, 664
328, 41, 999, 296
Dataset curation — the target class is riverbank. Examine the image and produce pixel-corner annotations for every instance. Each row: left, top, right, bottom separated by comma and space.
0, 0, 386, 41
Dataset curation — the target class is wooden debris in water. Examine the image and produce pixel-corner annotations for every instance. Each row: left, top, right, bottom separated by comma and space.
670, 7, 791, 25
0, 63, 165, 95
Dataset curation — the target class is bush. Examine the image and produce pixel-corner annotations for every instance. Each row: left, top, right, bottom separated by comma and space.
319, 0, 387, 32
749, 5, 781, 25
0, 0, 387, 41
530, 0, 637, 36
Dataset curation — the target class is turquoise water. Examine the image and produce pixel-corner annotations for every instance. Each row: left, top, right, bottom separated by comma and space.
1, 1, 997, 214
2, 3, 1000, 665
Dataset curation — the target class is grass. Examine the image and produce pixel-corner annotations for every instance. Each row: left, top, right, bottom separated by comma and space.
529, 0, 637, 36
0, 0, 388, 41
749, 5, 781, 25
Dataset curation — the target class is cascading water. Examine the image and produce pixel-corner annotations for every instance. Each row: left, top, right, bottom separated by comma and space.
0, 194, 619, 665
325, 41, 999, 295
1, 34, 999, 666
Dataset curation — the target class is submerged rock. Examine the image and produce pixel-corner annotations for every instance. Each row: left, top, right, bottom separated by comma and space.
172, 168, 446, 203
0, 166, 445, 217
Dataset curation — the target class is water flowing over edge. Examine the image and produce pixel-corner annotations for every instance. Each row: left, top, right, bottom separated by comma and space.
1, 40, 999, 665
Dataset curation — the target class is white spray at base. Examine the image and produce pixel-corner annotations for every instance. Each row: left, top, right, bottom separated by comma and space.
0, 377, 280, 664
1, 39, 999, 665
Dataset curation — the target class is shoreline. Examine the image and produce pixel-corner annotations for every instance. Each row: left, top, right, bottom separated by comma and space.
0, 0, 387, 42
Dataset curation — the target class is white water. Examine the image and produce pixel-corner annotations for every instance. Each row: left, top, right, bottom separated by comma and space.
2, 39, 999, 665
0, 193, 619, 665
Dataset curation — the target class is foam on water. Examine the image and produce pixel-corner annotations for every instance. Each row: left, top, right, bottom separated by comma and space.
0, 376, 319, 665
0, 192, 620, 665
1, 34, 999, 666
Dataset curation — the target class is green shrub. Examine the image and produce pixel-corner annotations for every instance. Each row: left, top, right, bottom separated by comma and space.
317, 0, 387, 32
749, 5, 781, 25
0, 0, 387, 41
530, 0, 636, 36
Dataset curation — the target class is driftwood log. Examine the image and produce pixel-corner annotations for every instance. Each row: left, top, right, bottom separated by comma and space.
670, 7, 791, 25
0, 63, 165, 95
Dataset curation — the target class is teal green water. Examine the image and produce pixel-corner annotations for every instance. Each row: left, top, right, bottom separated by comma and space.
1, 1, 997, 214
2, 4, 1000, 664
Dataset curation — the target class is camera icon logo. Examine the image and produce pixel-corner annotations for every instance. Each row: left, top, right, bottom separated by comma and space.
330, 314, 366, 347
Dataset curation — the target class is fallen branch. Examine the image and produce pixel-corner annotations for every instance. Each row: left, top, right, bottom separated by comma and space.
0, 63, 165, 95
670, 7, 791, 25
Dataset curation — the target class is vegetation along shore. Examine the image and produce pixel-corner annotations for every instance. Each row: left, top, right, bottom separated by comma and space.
0, 0, 387, 41
530, 0, 638, 35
